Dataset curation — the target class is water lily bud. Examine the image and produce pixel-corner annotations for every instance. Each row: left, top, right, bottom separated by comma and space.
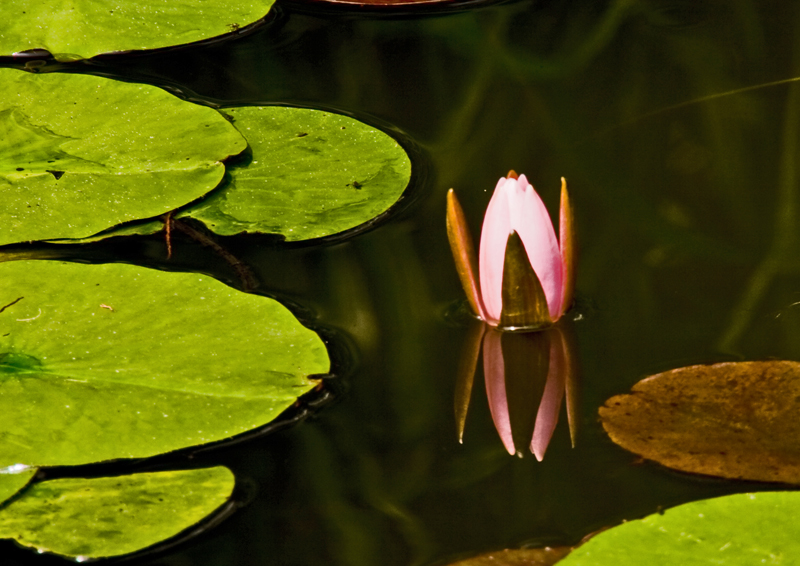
447, 173, 575, 330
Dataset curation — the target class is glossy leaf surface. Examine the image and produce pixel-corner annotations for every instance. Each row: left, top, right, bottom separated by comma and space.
560, 492, 800, 565
0, 467, 235, 559
179, 106, 411, 241
600, 361, 800, 483
0, 1, 275, 60
0, 469, 36, 506
0, 260, 328, 467
0, 69, 246, 246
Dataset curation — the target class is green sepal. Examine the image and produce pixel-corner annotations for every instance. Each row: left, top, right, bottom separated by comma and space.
499, 231, 552, 330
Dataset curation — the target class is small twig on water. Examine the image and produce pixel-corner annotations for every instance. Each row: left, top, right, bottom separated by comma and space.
170, 219, 258, 292
163, 211, 175, 259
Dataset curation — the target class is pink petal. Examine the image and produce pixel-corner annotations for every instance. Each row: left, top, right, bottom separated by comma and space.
530, 330, 566, 461
510, 175, 564, 320
483, 329, 515, 455
478, 177, 513, 324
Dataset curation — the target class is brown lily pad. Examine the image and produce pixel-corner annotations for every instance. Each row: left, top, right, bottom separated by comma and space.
299, 0, 463, 7
344, 0, 447, 3
600, 361, 800, 483
447, 546, 572, 566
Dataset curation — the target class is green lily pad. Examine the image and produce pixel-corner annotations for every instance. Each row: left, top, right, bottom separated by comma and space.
0, 468, 36, 506
54, 218, 166, 244
600, 361, 800, 483
179, 106, 412, 241
0, 260, 328, 467
0, 69, 246, 247
1, 1, 275, 60
0, 467, 235, 559
559, 492, 800, 565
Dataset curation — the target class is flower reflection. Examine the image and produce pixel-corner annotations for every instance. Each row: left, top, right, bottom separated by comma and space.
455, 322, 578, 459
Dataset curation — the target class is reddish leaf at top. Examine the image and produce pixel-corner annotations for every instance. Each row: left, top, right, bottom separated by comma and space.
309, 0, 455, 5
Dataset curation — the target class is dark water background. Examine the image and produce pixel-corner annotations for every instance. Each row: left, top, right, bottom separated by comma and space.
7, 0, 800, 563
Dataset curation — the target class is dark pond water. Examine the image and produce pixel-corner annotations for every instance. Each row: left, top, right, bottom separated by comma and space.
7, 0, 800, 563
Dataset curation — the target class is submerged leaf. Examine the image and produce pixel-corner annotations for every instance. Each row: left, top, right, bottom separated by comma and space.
0, 467, 235, 559
0, 260, 328, 467
0, 1, 275, 60
0, 69, 246, 246
179, 106, 411, 241
600, 361, 800, 483
559, 492, 800, 565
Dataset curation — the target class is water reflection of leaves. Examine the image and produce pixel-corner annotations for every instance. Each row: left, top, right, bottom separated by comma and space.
455, 322, 578, 459
600, 360, 800, 483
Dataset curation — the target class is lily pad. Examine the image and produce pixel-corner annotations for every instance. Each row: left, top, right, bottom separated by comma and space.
178, 106, 412, 241
600, 361, 800, 483
0, 467, 235, 559
1, 1, 275, 60
0, 69, 246, 246
0, 260, 328, 468
559, 492, 800, 565
0, 468, 36, 506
